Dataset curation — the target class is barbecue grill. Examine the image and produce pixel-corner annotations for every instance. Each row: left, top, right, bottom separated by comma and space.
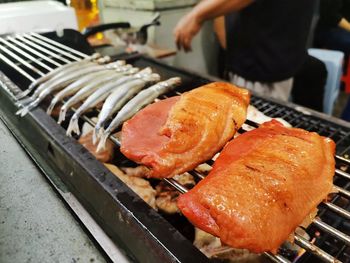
1, 29, 350, 263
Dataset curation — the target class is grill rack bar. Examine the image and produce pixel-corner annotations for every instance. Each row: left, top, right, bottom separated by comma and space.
0, 43, 45, 76
7, 36, 63, 67
2, 38, 350, 263
30, 33, 90, 59
15, 35, 72, 64
23, 34, 83, 61
0, 38, 54, 72
0, 53, 36, 82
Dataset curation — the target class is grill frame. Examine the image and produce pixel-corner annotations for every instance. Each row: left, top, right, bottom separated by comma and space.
2, 30, 350, 262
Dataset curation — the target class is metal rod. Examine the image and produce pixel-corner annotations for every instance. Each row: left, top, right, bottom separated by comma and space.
0, 53, 35, 82
323, 202, 350, 220
334, 185, 350, 199
313, 217, 350, 246
22, 34, 81, 61
15, 35, 71, 64
0, 38, 53, 72
264, 253, 291, 263
336, 155, 350, 165
0, 44, 44, 76
7, 36, 63, 67
163, 178, 188, 194
294, 234, 341, 263
335, 168, 350, 180
188, 170, 205, 180
31, 32, 89, 58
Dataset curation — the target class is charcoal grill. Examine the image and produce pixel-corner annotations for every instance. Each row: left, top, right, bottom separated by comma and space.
1, 29, 350, 263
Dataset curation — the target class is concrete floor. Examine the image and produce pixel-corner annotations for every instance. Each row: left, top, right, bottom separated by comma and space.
0, 119, 107, 263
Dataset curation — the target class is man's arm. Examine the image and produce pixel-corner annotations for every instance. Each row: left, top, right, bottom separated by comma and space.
174, 0, 254, 52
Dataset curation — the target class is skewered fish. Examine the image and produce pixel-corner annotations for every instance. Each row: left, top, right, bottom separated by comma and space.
57, 67, 139, 124
120, 82, 250, 178
66, 68, 158, 136
95, 77, 181, 147
177, 120, 335, 253
16, 61, 125, 116
15, 53, 104, 100
46, 65, 133, 115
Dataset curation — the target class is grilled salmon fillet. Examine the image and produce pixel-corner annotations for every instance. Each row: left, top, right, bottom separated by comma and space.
177, 120, 335, 253
120, 82, 250, 178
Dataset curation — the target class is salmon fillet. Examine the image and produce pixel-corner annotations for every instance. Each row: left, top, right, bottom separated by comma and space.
120, 82, 250, 178
177, 120, 335, 253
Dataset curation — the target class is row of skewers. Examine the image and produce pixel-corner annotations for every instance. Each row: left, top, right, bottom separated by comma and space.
15, 54, 181, 151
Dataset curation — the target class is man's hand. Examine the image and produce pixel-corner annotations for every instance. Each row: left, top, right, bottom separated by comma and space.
174, 12, 203, 52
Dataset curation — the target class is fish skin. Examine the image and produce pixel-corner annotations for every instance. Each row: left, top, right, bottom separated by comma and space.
57, 67, 139, 125
66, 69, 157, 137
16, 59, 91, 100
46, 65, 133, 115
16, 61, 127, 116
46, 70, 113, 115
16, 64, 106, 116
32, 60, 124, 100
17, 59, 124, 102
95, 77, 180, 147
94, 73, 161, 148
15, 62, 97, 107
15, 54, 107, 100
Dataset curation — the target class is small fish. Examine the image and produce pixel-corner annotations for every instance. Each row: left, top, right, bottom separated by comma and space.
46, 65, 132, 115
15, 53, 105, 100
95, 77, 180, 151
93, 73, 162, 144
16, 61, 126, 116
66, 67, 154, 137
21, 60, 124, 106
15, 62, 97, 107
57, 67, 139, 124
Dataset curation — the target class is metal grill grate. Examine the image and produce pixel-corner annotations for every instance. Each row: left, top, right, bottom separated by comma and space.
1, 32, 350, 263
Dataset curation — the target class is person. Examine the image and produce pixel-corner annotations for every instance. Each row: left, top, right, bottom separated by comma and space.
174, 0, 318, 102
314, 0, 350, 55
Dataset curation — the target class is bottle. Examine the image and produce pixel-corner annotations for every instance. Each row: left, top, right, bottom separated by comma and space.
69, 0, 100, 32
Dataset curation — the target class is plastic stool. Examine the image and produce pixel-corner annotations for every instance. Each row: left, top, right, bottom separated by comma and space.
308, 48, 344, 114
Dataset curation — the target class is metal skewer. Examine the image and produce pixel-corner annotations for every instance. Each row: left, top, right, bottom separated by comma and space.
22, 34, 82, 61
0, 53, 35, 82
15, 35, 71, 64
31, 32, 90, 58
7, 36, 63, 67
0, 44, 45, 76
0, 38, 53, 72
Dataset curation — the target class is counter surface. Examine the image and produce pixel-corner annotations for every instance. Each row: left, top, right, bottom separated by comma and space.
0, 118, 108, 263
